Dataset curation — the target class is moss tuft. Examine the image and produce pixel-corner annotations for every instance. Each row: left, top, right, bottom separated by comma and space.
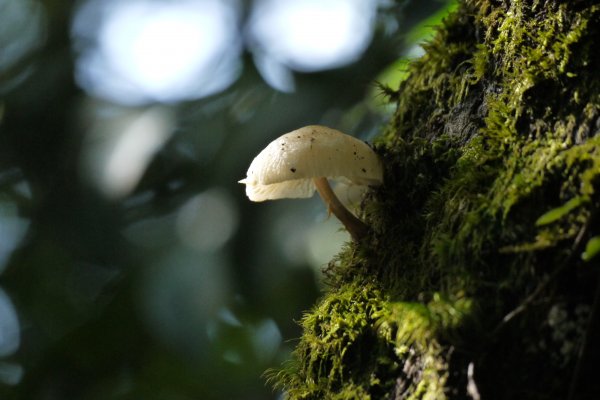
266, 283, 472, 399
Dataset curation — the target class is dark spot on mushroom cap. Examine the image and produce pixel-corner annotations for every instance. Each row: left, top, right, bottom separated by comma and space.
361, 168, 367, 173
297, 136, 301, 138
290, 167, 296, 173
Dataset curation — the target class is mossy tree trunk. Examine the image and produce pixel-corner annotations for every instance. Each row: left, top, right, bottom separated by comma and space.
268, 0, 600, 399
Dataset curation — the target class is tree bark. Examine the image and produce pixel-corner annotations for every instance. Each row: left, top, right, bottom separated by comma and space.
268, 0, 600, 398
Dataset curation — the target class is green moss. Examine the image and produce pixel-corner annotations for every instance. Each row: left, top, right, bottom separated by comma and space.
266, 284, 471, 399
269, 1, 600, 398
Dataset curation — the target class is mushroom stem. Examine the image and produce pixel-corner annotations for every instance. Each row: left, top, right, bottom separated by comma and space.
313, 177, 369, 242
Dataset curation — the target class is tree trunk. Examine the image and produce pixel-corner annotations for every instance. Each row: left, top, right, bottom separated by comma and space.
267, 0, 600, 398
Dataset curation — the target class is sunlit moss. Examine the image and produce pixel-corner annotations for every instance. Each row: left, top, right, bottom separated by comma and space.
266, 284, 471, 399
269, 0, 600, 398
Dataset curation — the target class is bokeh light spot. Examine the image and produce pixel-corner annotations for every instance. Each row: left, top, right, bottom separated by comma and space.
177, 188, 239, 252
0, 362, 23, 386
139, 249, 229, 358
0, 201, 30, 274
0, 0, 46, 92
250, 319, 281, 363
306, 218, 349, 270
248, 0, 376, 73
81, 105, 173, 199
0, 288, 20, 357
72, 0, 241, 104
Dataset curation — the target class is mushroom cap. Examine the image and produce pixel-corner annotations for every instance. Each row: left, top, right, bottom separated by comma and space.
239, 125, 383, 201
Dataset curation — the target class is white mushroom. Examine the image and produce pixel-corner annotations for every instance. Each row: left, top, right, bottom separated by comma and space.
239, 125, 383, 241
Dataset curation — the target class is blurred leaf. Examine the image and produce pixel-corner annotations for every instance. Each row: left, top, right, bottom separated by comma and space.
406, 0, 459, 44
369, 0, 457, 104
582, 236, 600, 262
535, 196, 586, 226
374, 58, 411, 90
